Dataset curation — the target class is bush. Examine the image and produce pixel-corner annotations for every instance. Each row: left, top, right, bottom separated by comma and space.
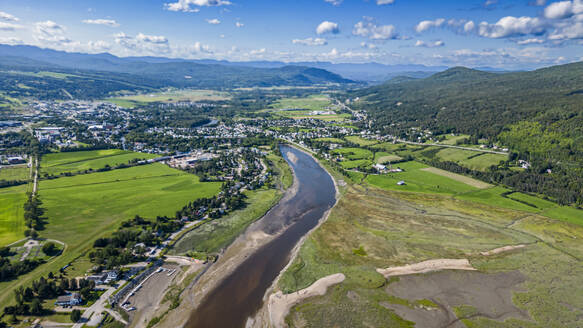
42, 242, 57, 256
71, 309, 81, 322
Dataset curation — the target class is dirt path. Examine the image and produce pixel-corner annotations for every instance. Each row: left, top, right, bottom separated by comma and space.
266, 273, 345, 328
480, 244, 527, 256
377, 259, 476, 277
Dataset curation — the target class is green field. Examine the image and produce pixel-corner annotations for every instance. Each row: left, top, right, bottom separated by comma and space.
0, 185, 28, 246
374, 152, 402, 164
461, 153, 507, 171
107, 89, 230, 108
366, 161, 478, 195
0, 165, 29, 181
438, 134, 470, 145
344, 136, 378, 146
41, 149, 157, 176
267, 95, 350, 121
339, 159, 373, 170
332, 148, 373, 161
421, 147, 507, 171
315, 138, 346, 144
270, 95, 332, 111
0, 163, 221, 308
456, 187, 544, 213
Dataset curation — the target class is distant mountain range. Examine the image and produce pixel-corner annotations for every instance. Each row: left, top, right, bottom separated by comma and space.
0, 45, 355, 90
0, 45, 457, 83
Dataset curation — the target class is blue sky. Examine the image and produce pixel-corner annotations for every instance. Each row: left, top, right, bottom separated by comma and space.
0, 0, 581, 68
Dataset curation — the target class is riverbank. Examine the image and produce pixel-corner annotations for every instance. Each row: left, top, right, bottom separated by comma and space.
251, 147, 341, 327
155, 147, 303, 328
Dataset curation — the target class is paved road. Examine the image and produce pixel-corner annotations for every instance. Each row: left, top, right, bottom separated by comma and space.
72, 282, 128, 328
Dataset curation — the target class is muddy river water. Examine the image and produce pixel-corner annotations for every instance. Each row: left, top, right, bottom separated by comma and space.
185, 145, 336, 328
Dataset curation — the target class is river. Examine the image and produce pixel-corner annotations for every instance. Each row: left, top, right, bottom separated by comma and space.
184, 145, 337, 328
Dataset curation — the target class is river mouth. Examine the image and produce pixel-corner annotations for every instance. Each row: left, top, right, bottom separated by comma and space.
184, 145, 337, 328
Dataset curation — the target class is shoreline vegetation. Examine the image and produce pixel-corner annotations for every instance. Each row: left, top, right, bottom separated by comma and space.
262, 149, 583, 328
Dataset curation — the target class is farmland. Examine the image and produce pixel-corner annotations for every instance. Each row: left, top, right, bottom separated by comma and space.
0, 165, 29, 181
278, 160, 583, 328
41, 149, 157, 176
269, 95, 332, 111
106, 89, 231, 108
0, 163, 222, 308
365, 161, 479, 195
0, 185, 28, 246
267, 95, 350, 121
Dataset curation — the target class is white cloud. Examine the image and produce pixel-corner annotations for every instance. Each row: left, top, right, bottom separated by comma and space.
249, 48, 266, 55
0, 22, 21, 31
377, 0, 395, 4
316, 21, 340, 35
34, 21, 71, 44
415, 18, 445, 33
517, 38, 545, 44
478, 16, 545, 38
235, 21, 244, 28
136, 33, 168, 44
0, 37, 23, 45
82, 19, 119, 27
324, 0, 343, 6
87, 40, 111, 52
532, 0, 547, 6
360, 42, 377, 49
353, 18, 398, 40
115, 32, 170, 54
544, 1, 575, 19
206, 18, 221, 24
192, 41, 213, 53
0, 11, 19, 22
415, 40, 445, 47
165, 0, 231, 12
549, 21, 583, 39
292, 37, 328, 46
464, 21, 476, 32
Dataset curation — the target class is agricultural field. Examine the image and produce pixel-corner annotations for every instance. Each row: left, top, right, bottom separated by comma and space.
339, 159, 372, 170
41, 149, 157, 176
344, 136, 378, 146
279, 163, 583, 327
366, 161, 479, 195
374, 152, 402, 164
461, 153, 507, 171
315, 138, 346, 144
0, 163, 221, 308
0, 165, 30, 181
332, 148, 373, 161
270, 95, 333, 111
267, 95, 350, 121
0, 185, 28, 246
437, 134, 470, 145
106, 89, 231, 108
419, 147, 507, 171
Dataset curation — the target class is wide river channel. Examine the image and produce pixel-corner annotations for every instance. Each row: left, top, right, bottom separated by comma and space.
185, 145, 337, 328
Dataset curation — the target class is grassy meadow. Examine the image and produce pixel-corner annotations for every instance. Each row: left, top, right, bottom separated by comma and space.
0, 165, 30, 181
41, 149, 157, 176
0, 163, 221, 308
0, 185, 28, 246
106, 89, 230, 108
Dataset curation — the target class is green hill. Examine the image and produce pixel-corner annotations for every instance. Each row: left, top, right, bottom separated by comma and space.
350, 62, 583, 205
